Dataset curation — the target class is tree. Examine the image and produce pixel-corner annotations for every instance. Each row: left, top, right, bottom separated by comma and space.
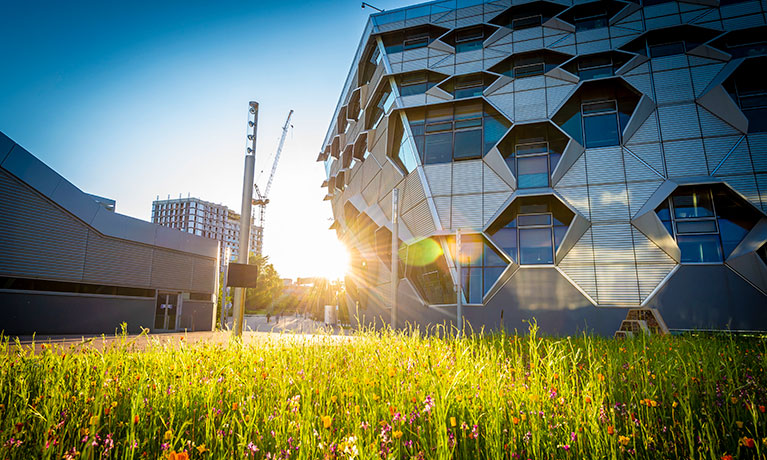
244, 253, 283, 313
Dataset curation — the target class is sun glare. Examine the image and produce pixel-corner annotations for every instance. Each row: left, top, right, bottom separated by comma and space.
324, 238, 350, 280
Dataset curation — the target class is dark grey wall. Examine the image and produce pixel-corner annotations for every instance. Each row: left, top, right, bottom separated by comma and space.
358, 269, 627, 336
178, 301, 214, 332
0, 292, 154, 335
645, 265, 767, 331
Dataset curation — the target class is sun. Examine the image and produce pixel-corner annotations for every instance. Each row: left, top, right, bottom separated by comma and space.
321, 237, 350, 281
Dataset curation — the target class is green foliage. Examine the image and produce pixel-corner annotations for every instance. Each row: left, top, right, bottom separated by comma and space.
1, 326, 766, 459
244, 253, 282, 313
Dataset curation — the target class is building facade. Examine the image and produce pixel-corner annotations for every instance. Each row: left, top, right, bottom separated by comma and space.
151, 197, 258, 266
320, 0, 767, 335
0, 131, 220, 335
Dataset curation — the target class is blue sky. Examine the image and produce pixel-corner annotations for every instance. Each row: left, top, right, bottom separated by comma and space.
0, 0, 415, 279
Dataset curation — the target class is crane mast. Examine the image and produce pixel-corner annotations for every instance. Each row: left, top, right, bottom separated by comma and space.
252, 109, 293, 257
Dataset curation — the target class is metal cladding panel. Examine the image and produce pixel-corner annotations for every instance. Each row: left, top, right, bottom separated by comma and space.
588, 183, 630, 223
705, 135, 743, 173
401, 94, 428, 107
483, 162, 511, 193
513, 26, 542, 43
191, 257, 216, 293
451, 194, 484, 229
748, 133, 767, 173
637, 263, 676, 301
699, 106, 741, 137
625, 112, 660, 146
559, 227, 595, 265
0, 169, 87, 281
575, 27, 609, 44
514, 76, 545, 92
514, 37, 545, 53
585, 146, 624, 185
595, 263, 640, 305
654, 69, 695, 105
555, 154, 588, 187
347, 166, 363, 197
361, 155, 382, 188
577, 39, 611, 55
362, 172, 382, 206
646, 14, 682, 30
402, 47, 429, 61
651, 54, 689, 73
592, 223, 637, 264
632, 227, 676, 264
556, 185, 591, 219
623, 149, 664, 182
370, 123, 390, 166
627, 180, 664, 218
715, 138, 753, 177
623, 74, 654, 98
546, 83, 576, 117
455, 49, 482, 65
402, 199, 436, 237
402, 59, 429, 72
379, 190, 393, 221
151, 250, 194, 291
82, 231, 152, 287
664, 139, 709, 178
691, 63, 727, 97
483, 191, 512, 227
723, 13, 766, 29
401, 172, 427, 214
486, 92, 514, 120
758, 173, 767, 212
379, 161, 405, 197
558, 264, 598, 302
514, 88, 547, 121
2, 145, 62, 199
658, 104, 702, 141
723, 174, 762, 210
424, 163, 452, 196
452, 160, 483, 195
434, 195, 452, 229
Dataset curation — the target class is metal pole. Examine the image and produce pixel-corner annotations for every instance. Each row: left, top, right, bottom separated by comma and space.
233, 101, 258, 337
220, 247, 231, 330
456, 229, 463, 338
390, 188, 399, 329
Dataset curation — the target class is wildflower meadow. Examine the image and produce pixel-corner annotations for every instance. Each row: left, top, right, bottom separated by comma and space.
1, 325, 766, 459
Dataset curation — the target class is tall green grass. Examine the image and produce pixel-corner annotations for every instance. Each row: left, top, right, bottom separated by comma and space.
1, 325, 765, 459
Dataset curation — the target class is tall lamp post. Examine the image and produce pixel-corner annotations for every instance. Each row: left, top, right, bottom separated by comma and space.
233, 101, 258, 337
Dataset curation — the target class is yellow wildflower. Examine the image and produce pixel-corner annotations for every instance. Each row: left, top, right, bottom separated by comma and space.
322, 415, 332, 429
450, 417, 456, 427
393, 430, 403, 439
164, 429, 173, 441
618, 435, 630, 446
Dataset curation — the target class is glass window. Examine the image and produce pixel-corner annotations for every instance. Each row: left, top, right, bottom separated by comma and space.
582, 100, 620, 148
409, 102, 510, 164
649, 41, 687, 58
574, 13, 607, 31
578, 55, 614, 80
454, 129, 483, 160
447, 235, 508, 304
678, 235, 723, 263
512, 14, 542, 30
399, 72, 429, 97
656, 186, 760, 263
455, 27, 484, 53
519, 228, 554, 264
724, 60, 767, 133
517, 156, 549, 188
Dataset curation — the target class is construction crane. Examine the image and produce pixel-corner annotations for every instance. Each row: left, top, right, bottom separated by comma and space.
252, 109, 294, 257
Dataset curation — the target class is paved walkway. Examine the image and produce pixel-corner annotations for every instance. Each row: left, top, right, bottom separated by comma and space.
6, 315, 350, 354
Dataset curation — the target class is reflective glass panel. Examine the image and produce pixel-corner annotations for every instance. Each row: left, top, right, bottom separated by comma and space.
483, 267, 505, 295
678, 234, 723, 263
583, 113, 619, 148
512, 15, 542, 30
650, 42, 686, 58
518, 213, 552, 227
519, 228, 554, 264
492, 228, 517, 262
676, 219, 717, 234
672, 190, 714, 218
718, 218, 750, 258
517, 157, 549, 188
454, 129, 482, 160
484, 242, 506, 266
424, 133, 453, 164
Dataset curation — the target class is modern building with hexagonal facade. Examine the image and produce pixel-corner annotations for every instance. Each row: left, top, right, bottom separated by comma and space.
319, 0, 767, 335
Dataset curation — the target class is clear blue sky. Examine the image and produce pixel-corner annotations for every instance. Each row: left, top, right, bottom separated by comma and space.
0, 0, 414, 279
